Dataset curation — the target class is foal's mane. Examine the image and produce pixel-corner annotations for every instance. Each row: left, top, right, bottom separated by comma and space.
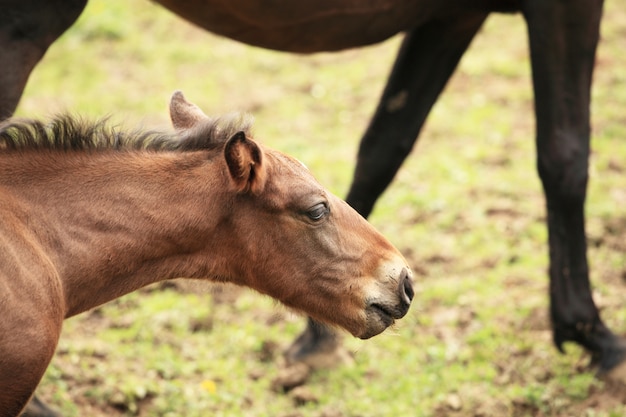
0, 113, 253, 152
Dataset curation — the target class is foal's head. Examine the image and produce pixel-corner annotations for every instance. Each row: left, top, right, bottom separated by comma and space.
171, 91, 414, 339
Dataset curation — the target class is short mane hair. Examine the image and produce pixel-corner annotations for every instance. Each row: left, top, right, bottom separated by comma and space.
0, 113, 254, 152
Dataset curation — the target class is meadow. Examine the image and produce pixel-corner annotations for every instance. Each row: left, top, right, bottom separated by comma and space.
16, 1, 626, 416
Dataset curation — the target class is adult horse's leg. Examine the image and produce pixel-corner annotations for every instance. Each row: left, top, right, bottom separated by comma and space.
0, 0, 87, 120
522, 0, 626, 373
286, 13, 489, 365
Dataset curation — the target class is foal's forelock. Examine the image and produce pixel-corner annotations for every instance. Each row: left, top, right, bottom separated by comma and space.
0, 113, 254, 152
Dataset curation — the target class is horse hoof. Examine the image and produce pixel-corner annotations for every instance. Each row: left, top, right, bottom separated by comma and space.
284, 323, 353, 370
605, 363, 626, 384
271, 362, 311, 392
19, 395, 62, 417
595, 361, 626, 408
284, 340, 354, 370
593, 335, 626, 383
601, 350, 626, 386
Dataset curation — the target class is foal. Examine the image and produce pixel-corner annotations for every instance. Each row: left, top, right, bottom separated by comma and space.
0, 92, 414, 416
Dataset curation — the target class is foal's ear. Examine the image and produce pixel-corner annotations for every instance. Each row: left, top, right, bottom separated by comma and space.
224, 131, 266, 194
169, 90, 208, 131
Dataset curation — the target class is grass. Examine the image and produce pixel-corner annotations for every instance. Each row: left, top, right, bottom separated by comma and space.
16, 0, 626, 416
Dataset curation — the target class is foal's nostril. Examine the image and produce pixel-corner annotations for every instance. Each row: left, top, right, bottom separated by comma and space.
404, 275, 414, 301
398, 268, 414, 306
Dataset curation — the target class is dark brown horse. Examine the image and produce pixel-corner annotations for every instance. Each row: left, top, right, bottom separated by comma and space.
0, 91, 414, 416
2, 0, 623, 413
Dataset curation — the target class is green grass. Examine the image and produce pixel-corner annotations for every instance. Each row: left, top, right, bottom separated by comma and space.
17, 0, 626, 416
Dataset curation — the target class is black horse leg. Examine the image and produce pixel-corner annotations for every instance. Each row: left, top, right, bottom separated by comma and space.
285, 13, 489, 365
522, 0, 626, 372
0, 0, 87, 120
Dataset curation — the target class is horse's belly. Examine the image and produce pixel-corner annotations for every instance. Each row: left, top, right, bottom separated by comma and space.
154, 0, 432, 52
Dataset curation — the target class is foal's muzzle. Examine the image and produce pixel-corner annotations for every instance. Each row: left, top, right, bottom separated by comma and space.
361, 267, 414, 339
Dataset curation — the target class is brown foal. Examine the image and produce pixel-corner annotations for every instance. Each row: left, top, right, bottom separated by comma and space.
0, 92, 413, 416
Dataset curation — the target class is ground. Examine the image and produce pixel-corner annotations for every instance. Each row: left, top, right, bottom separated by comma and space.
14, 0, 626, 416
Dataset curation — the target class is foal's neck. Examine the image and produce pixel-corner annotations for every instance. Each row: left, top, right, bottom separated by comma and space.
4, 150, 230, 316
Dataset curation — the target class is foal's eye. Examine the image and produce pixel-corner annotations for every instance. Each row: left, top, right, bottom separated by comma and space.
306, 203, 329, 221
